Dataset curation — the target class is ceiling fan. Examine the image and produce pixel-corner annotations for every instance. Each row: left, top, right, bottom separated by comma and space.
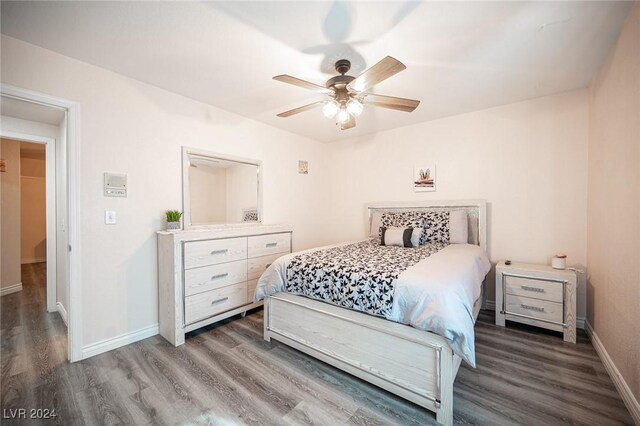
273, 56, 420, 130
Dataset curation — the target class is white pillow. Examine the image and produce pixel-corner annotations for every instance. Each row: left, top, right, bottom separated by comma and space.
387, 226, 422, 248
449, 210, 468, 244
370, 211, 383, 237
382, 228, 410, 247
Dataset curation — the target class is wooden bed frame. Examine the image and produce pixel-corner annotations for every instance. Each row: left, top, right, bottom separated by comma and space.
263, 200, 487, 426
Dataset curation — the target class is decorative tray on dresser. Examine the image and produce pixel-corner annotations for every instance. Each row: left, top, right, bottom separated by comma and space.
157, 224, 293, 346
495, 260, 577, 343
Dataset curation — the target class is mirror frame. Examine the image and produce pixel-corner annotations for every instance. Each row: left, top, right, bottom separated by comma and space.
182, 147, 262, 229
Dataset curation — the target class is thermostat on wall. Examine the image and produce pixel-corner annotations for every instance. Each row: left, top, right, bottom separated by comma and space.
104, 172, 127, 197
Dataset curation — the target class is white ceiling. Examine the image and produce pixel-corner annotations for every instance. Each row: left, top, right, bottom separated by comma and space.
1, 96, 66, 126
0, 1, 633, 142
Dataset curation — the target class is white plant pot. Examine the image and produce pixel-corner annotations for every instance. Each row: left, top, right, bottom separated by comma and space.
167, 221, 181, 230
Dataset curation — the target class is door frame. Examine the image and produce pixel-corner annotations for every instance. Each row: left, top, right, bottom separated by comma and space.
1, 84, 83, 362
1, 130, 56, 312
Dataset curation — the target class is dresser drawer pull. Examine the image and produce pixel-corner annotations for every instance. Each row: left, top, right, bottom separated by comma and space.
521, 304, 545, 312
210, 273, 229, 280
211, 297, 229, 305
521, 285, 545, 293
265, 242, 278, 248
210, 249, 228, 255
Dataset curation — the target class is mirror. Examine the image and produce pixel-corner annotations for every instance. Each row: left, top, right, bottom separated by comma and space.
182, 147, 261, 227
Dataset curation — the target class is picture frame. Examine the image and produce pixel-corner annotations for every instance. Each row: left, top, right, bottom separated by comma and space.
414, 165, 436, 192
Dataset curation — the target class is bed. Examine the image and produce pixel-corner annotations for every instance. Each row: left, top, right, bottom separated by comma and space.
255, 200, 489, 425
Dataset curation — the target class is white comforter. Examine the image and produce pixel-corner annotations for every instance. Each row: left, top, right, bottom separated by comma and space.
255, 241, 491, 367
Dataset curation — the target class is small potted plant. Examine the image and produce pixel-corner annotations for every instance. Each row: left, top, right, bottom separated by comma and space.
165, 210, 183, 231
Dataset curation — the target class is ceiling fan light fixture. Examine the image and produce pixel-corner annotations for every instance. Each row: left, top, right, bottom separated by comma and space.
274, 56, 419, 130
322, 100, 339, 118
337, 107, 350, 124
346, 99, 363, 117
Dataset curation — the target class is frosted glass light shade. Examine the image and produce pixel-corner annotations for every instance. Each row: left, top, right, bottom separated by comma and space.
337, 107, 350, 123
346, 99, 363, 116
322, 100, 339, 118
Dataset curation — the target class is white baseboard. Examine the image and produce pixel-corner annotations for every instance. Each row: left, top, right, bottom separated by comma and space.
82, 323, 159, 360
585, 320, 640, 424
56, 302, 68, 326
0, 283, 23, 296
484, 299, 586, 330
21, 257, 46, 264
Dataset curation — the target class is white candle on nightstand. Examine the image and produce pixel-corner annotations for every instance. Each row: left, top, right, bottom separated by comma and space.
552, 253, 567, 269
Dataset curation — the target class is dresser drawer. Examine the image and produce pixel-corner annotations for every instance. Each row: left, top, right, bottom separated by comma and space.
505, 294, 563, 325
248, 233, 290, 258
248, 253, 283, 280
247, 279, 259, 303
184, 237, 247, 269
184, 283, 248, 325
184, 260, 247, 297
504, 275, 563, 303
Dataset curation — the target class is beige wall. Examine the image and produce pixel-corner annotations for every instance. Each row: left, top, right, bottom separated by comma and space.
326, 89, 589, 317
0, 138, 22, 289
1, 35, 331, 347
587, 3, 640, 402
20, 149, 46, 263
20, 156, 45, 177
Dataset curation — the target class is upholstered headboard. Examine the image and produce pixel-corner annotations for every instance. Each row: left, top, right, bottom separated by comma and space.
366, 200, 487, 252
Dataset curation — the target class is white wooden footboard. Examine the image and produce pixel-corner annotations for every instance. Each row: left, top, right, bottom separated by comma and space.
264, 293, 457, 425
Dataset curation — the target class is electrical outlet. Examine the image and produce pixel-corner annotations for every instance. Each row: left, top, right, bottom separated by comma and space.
105, 210, 117, 225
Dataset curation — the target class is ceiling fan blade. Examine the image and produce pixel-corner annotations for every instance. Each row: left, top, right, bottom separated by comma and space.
347, 56, 406, 93
364, 93, 420, 112
340, 115, 356, 130
273, 75, 333, 94
276, 101, 324, 118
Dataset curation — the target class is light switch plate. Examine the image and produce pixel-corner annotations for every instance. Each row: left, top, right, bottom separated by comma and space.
105, 210, 117, 225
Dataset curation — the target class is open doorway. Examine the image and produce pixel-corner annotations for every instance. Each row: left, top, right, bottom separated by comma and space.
1, 137, 60, 309
1, 95, 70, 359
20, 142, 47, 266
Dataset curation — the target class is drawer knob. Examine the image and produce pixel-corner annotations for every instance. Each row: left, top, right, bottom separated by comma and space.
211, 297, 229, 305
265, 242, 278, 248
211, 273, 229, 280
521, 304, 545, 312
210, 249, 228, 255
521, 285, 544, 293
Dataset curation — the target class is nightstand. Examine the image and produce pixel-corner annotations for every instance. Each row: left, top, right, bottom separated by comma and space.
495, 261, 576, 343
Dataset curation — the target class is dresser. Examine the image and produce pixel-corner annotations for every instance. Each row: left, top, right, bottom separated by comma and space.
157, 224, 293, 346
495, 261, 576, 343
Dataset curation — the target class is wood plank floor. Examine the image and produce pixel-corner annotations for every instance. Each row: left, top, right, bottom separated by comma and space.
1, 262, 634, 425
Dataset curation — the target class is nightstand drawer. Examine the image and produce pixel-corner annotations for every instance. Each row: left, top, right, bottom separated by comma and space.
505, 294, 563, 325
504, 275, 563, 303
